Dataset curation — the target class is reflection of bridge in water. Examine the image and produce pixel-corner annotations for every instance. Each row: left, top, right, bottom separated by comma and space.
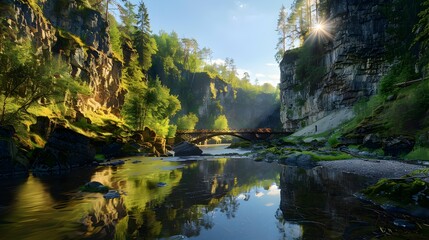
176, 129, 294, 144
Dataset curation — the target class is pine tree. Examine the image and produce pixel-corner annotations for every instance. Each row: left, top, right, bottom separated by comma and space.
275, 5, 288, 62
134, 1, 157, 72
120, 0, 137, 36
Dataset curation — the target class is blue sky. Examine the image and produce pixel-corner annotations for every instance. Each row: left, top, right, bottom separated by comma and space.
129, 0, 293, 86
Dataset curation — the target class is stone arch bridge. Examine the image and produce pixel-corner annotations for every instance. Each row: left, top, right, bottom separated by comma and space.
175, 129, 293, 144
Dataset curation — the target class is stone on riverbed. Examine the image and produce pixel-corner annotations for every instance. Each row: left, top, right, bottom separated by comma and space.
81, 181, 109, 193
173, 142, 202, 156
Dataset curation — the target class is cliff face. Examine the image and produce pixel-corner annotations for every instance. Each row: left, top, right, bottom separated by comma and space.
279, 0, 392, 131
168, 72, 280, 129
2, 0, 125, 114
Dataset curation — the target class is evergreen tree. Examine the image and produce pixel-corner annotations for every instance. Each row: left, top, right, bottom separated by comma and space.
120, 0, 137, 36
276, 5, 288, 62
108, 14, 123, 59
134, 1, 157, 72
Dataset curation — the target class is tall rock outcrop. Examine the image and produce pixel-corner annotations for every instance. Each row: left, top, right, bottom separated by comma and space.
1, 0, 125, 114
280, 0, 392, 131
166, 72, 280, 129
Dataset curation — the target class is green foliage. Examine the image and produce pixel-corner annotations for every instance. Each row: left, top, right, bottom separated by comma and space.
212, 115, 229, 130
386, 81, 429, 133
383, 0, 422, 61
120, 1, 137, 36
295, 42, 325, 93
167, 125, 177, 138
379, 60, 420, 95
353, 95, 384, 123
122, 53, 181, 137
405, 147, 429, 161
176, 113, 199, 130
0, 39, 88, 125
327, 131, 341, 147
275, 5, 288, 62
108, 14, 123, 60
134, 1, 157, 72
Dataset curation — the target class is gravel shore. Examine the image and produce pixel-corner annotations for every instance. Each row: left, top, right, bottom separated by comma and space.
318, 159, 428, 181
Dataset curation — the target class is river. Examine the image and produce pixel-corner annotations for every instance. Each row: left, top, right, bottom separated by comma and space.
0, 145, 426, 239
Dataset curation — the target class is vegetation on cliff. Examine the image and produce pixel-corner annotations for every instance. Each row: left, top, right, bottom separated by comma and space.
339, 0, 429, 160
278, 0, 429, 160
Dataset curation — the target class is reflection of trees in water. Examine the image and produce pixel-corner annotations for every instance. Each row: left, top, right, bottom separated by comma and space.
218, 195, 240, 219
279, 166, 375, 239
79, 159, 282, 239
81, 197, 127, 239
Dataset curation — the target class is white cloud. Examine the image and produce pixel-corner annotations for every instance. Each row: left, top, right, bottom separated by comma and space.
235, 1, 247, 9
255, 191, 264, 198
255, 73, 266, 78
267, 184, 280, 196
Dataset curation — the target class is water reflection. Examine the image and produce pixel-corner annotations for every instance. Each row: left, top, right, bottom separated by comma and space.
279, 166, 384, 239
2, 154, 423, 240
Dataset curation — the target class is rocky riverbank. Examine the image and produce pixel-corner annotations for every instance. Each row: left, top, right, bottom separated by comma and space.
0, 123, 172, 176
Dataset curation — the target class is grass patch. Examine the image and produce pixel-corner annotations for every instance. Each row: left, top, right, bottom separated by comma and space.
405, 147, 429, 161
327, 131, 341, 147
301, 150, 353, 161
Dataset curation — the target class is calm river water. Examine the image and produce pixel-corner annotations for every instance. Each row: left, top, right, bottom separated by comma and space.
0, 145, 427, 239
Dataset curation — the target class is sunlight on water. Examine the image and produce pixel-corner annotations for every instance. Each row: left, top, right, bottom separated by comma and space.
1, 156, 422, 239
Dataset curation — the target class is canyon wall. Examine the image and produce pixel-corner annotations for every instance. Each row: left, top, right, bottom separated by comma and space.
280, 0, 392, 131
2, 0, 125, 115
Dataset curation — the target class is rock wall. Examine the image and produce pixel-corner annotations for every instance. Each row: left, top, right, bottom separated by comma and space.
172, 72, 280, 130
1, 0, 125, 114
280, 0, 392, 131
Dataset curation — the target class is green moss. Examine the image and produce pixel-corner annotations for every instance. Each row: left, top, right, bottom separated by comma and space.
362, 178, 429, 207
301, 150, 353, 161
57, 29, 85, 48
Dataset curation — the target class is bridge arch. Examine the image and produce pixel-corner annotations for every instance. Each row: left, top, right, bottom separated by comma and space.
175, 129, 293, 144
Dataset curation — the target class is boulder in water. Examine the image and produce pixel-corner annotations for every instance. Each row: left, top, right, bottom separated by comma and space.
173, 142, 202, 156
81, 181, 109, 193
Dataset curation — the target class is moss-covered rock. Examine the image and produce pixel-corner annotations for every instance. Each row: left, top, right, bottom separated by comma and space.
361, 176, 429, 218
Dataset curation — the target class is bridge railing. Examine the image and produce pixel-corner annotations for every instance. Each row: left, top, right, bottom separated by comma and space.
176, 128, 277, 134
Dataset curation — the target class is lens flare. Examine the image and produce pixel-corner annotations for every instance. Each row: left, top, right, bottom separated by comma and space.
308, 20, 333, 43
314, 23, 324, 32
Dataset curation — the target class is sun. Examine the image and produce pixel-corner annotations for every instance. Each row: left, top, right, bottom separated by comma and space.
308, 20, 333, 42
314, 23, 325, 32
